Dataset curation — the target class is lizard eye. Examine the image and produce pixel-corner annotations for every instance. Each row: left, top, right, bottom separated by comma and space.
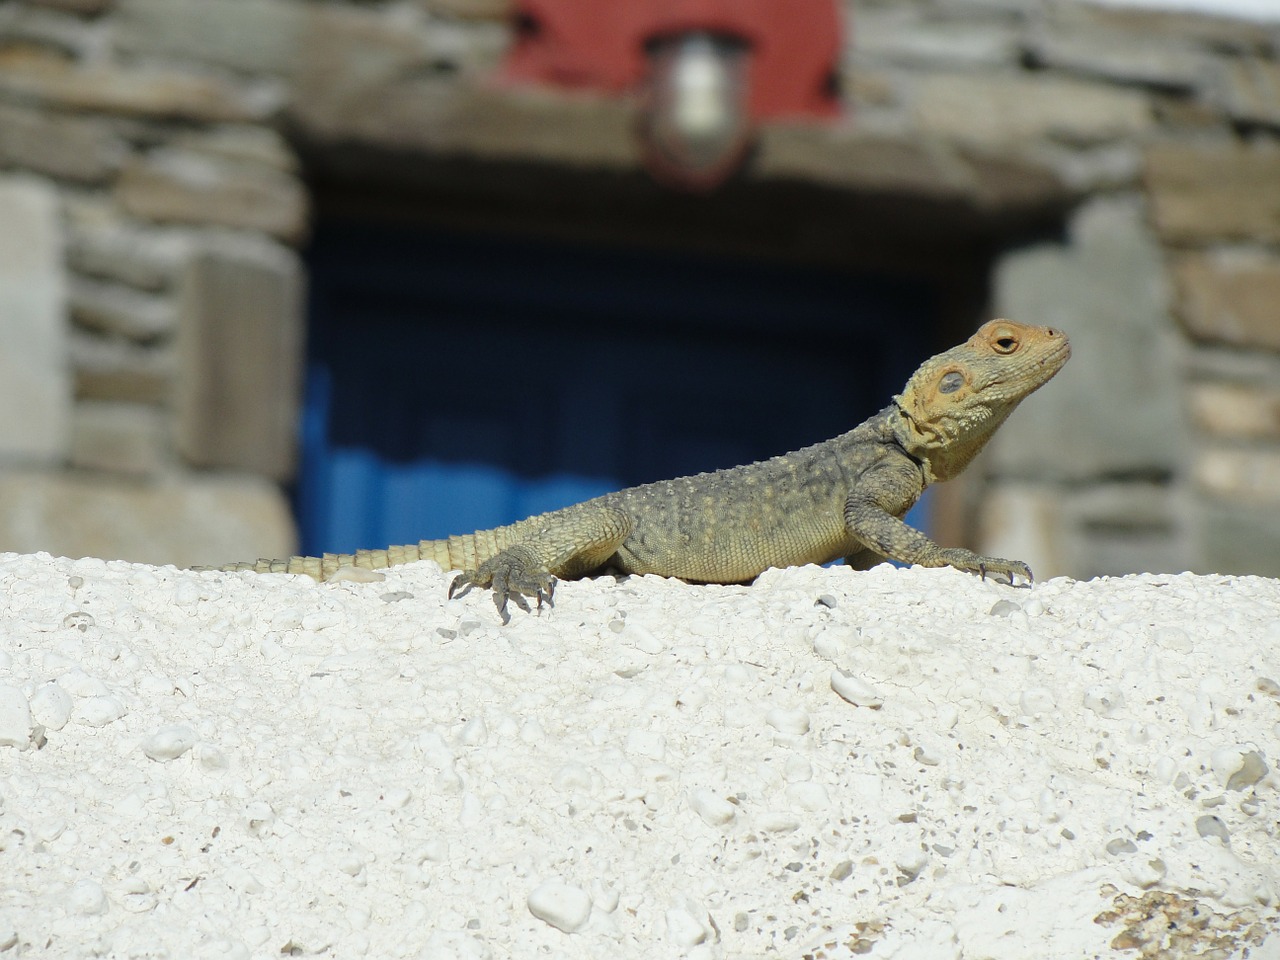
993, 333, 1019, 354
939, 371, 965, 394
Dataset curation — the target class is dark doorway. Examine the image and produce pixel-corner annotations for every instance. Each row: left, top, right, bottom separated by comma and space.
299, 219, 937, 555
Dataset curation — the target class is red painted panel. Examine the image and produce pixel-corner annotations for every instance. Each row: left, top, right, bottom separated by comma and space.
504, 0, 842, 119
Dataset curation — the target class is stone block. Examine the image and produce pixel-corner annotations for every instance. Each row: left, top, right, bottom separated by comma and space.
1174, 250, 1280, 352
69, 276, 176, 342
69, 329, 173, 404
1187, 380, 1280, 440
66, 219, 194, 292
1036, 141, 1144, 192
976, 480, 1191, 579
1193, 446, 1280, 505
116, 149, 309, 244
0, 175, 70, 464
70, 401, 166, 476
1059, 481, 1192, 578
175, 235, 303, 481
911, 72, 1153, 148
975, 483, 1067, 581
0, 102, 126, 183
0, 467, 295, 568
1196, 498, 1280, 578
754, 126, 1070, 214
289, 7, 592, 160
1023, 24, 1211, 92
1047, 1, 1279, 55
854, 9, 1020, 69
115, 0, 308, 77
171, 125, 300, 173
421, 0, 511, 18
26, 0, 114, 14
1218, 57, 1280, 128
991, 194, 1185, 480
0, 46, 278, 122
1145, 142, 1280, 245
0, 5, 100, 58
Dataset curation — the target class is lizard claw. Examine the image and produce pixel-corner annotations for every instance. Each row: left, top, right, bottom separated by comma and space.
939, 549, 1034, 587
448, 571, 477, 601
447, 546, 556, 624
978, 560, 1033, 587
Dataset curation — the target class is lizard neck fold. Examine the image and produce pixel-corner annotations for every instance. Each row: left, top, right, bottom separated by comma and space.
889, 397, 1003, 485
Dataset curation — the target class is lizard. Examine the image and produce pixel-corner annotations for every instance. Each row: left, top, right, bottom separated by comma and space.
208, 319, 1070, 622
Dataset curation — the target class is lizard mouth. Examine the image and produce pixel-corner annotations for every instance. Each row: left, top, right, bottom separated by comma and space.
1040, 339, 1072, 370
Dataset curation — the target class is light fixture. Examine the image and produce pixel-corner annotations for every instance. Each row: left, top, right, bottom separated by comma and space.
502, 0, 843, 191
639, 32, 752, 191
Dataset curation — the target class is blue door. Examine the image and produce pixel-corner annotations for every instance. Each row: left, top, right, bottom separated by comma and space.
299, 222, 936, 555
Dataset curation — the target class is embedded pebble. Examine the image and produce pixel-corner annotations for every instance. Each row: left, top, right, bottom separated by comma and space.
688, 789, 737, 826
1196, 815, 1231, 844
66, 878, 108, 916
302, 610, 344, 632
590, 881, 619, 913
57, 669, 110, 698
810, 627, 845, 661
28, 682, 74, 731
765, 707, 810, 736
1019, 686, 1056, 716
141, 725, 197, 761
665, 906, 708, 947
1083, 684, 1124, 718
755, 812, 801, 833
1121, 857, 1167, 889
197, 743, 229, 772
553, 762, 593, 792
328, 565, 385, 583
0, 684, 34, 748
1155, 626, 1194, 654
457, 716, 488, 746
75, 695, 127, 727
784, 756, 812, 782
786, 781, 830, 812
830, 670, 884, 708
912, 745, 941, 767
1213, 746, 1269, 791
623, 623, 664, 654
527, 882, 592, 933
1154, 756, 1178, 783
989, 599, 1020, 617
62, 611, 95, 632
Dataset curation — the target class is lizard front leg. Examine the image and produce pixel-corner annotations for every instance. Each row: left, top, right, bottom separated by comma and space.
842, 463, 1033, 584
448, 506, 634, 623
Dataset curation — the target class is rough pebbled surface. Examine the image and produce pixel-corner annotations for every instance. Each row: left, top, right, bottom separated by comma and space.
212, 320, 1071, 619
2, 555, 1278, 959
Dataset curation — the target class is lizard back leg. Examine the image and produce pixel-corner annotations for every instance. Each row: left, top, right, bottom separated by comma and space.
449, 506, 634, 622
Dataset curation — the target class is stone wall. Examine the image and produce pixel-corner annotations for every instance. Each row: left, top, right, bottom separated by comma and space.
0, 0, 1276, 575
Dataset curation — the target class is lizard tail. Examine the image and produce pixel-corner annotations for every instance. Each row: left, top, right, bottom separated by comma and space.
204, 527, 522, 582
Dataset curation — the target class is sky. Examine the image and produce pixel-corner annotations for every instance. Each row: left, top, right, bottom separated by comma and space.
1090, 0, 1280, 21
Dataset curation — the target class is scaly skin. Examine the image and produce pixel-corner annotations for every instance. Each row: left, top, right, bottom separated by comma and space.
208, 320, 1070, 621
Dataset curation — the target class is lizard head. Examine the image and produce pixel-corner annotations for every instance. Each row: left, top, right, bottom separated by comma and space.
892, 319, 1071, 483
